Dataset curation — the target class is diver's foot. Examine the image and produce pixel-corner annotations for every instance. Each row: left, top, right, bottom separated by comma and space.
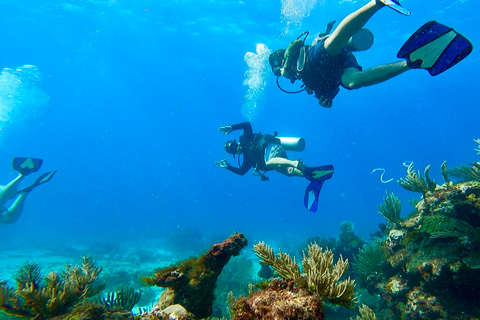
377, 0, 411, 15
294, 160, 307, 176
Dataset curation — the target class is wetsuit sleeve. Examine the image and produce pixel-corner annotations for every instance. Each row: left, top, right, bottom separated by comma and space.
230, 122, 253, 136
226, 161, 251, 176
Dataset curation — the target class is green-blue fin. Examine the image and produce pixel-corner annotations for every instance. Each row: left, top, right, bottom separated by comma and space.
12, 157, 43, 176
19, 170, 57, 193
398, 21, 473, 76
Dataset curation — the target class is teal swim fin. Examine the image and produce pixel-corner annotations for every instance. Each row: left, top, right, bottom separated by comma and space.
19, 170, 57, 193
12, 157, 43, 176
398, 21, 473, 76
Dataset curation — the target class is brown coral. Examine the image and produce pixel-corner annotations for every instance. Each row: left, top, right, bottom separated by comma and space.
232, 279, 325, 320
141, 233, 248, 319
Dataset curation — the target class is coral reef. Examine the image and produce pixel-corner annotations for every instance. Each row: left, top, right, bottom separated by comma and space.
398, 163, 437, 195
230, 279, 325, 320
356, 143, 480, 319
350, 303, 376, 320
230, 241, 356, 320
141, 233, 248, 319
0, 256, 106, 319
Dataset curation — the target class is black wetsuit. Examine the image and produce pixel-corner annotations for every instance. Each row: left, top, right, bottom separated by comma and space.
226, 122, 280, 176
300, 38, 362, 101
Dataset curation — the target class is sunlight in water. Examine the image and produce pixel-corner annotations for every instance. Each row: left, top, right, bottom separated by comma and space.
281, 0, 322, 35
0, 65, 49, 131
242, 44, 271, 121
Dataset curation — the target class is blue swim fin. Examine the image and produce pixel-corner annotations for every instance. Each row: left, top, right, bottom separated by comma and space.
302, 164, 334, 212
19, 170, 57, 193
12, 157, 43, 176
303, 164, 334, 182
398, 21, 473, 76
304, 181, 325, 212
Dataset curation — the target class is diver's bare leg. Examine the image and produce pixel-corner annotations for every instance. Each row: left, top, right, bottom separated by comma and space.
0, 192, 28, 224
0, 174, 24, 204
265, 158, 304, 177
342, 62, 410, 89
324, 0, 383, 56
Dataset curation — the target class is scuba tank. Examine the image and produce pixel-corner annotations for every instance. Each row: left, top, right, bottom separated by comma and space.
311, 21, 374, 52
277, 137, 305, 152
345, 28, 374, 52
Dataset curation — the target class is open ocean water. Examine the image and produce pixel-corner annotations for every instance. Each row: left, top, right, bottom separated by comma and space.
0, 0, 479, 315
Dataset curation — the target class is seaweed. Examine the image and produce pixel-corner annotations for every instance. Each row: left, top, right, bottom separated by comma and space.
98, 286, 141, 311
421, 215, 480, 246
352, 241, 389, 275
448, 162, 480, 182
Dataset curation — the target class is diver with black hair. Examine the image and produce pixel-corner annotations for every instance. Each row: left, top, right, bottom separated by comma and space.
0, 158, 56, 224
269, 0, 472, 108
216, 122, 334, 212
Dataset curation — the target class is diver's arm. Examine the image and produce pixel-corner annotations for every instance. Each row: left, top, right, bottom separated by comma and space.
230, 122, 253, 136
226, 161, 251, 176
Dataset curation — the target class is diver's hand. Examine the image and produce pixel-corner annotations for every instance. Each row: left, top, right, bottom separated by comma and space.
218, 126, 233, 134
215, 160, 229, 168
317, 95, 333, 108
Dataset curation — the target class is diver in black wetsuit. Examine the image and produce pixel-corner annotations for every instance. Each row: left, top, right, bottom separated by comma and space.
215, 122, 309, 180
216, 122, 335, 212
269, 0, 412, 108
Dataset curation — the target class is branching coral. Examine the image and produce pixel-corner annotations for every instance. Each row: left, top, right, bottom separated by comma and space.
378, 191, 402, 225
350, 303, 376, 320
440, 161, 452, 186
253, 242, 302, 283
253, 242, 357, 308
0, 256, 105, 319
398, 163, 436, 194
352, 241, 389, 275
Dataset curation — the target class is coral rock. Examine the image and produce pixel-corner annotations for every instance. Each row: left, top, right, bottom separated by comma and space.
232, 280, 325, 320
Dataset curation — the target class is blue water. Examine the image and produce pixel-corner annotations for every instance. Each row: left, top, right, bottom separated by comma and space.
0, 0, 479, 256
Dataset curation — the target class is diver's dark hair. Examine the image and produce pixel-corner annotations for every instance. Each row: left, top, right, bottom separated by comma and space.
224, 140, 238, 157
269, 49, 286, 76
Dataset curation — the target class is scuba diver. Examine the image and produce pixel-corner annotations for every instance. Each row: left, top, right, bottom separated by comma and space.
0, 157, 57, 224
215, 122, 334, 212
269, 0, 473, 108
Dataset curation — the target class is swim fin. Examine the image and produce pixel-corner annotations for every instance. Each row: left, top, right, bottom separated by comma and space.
302, 165, 334, 212
12, 157, 43, 176
303, 164, 334, 182
304, 181, 325, 212
19, 170, 57, 193
379, 0, 411, 16
398, 21, 473, 76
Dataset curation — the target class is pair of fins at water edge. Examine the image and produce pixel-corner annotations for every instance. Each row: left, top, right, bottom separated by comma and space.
12, 157, 56, 193
302, 2, 474, 212
379, 0, 473, 75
